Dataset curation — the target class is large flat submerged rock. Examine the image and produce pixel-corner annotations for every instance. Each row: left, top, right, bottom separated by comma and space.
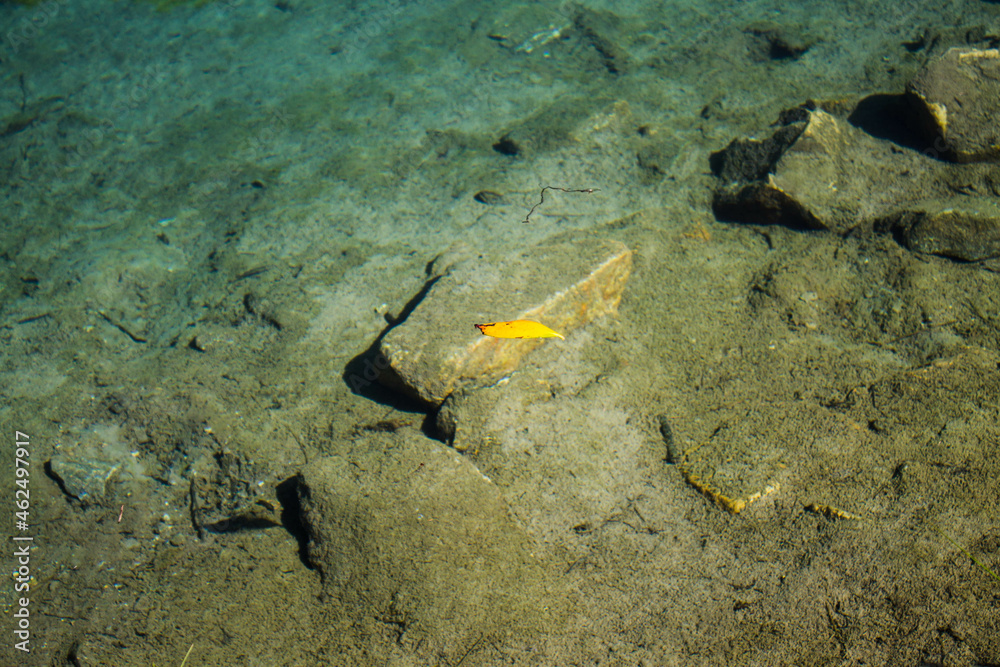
377, 235, 632, 405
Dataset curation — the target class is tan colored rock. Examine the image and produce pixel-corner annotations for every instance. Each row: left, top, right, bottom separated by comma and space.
876, 197, 1000, 261
377, 236, 632, 406
907, 48, 1000, 163
713, 108, 934, 234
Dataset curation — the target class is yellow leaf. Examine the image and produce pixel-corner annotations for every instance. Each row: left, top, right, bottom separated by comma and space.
474, 319, 564, 340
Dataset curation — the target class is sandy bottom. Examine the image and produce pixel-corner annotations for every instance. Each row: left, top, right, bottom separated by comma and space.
1, 0, 998, 665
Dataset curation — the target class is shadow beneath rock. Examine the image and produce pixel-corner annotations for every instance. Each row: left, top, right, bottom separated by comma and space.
341, 274, 442, 411
848, 93, 940, 159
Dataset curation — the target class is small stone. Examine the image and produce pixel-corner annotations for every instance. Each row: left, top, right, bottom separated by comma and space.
473, 190, 504, 205
47, 456, 121, 505
492, 134, 520, 156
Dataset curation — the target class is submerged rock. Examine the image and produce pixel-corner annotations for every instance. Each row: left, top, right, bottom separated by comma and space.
47, 456, 121, 505
711, 107, 934, 234
376, 234, 632, 406
710, 69, 1000, 260
876, 197, 1000, 261
906, 47, 1000, 163
297, 432, 564, 656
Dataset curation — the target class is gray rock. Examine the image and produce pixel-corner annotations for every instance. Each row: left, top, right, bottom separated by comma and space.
47, 456, 121, 505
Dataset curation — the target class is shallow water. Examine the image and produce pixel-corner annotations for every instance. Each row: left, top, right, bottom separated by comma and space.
2, 1, 999, 664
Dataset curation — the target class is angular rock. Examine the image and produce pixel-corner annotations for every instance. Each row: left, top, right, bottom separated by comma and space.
435, 385, 497, 452
712, 108, 935, 234
47, 456, 121, 505
876, 197, 1000, 261
906, 47, 1000, 163
709, 117, 807, 184
377, 235, 632, 406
